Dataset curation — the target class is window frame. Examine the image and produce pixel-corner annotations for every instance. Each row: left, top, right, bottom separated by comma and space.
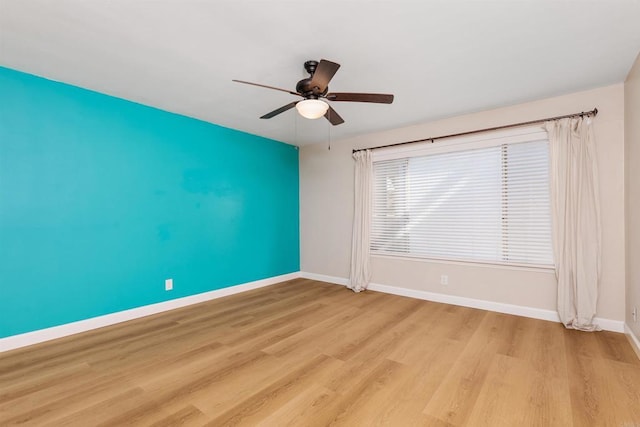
370, 125, 554, 270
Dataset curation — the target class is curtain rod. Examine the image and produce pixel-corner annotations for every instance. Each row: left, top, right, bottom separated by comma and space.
352, 107, 598, 153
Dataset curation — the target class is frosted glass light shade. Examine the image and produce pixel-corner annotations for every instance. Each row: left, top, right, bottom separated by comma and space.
296, 99, 329, 119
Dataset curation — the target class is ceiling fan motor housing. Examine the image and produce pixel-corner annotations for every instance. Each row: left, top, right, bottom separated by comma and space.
296, 60, 327, 98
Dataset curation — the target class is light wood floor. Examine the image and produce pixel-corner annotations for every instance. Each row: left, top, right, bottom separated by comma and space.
1, 279, 639, 426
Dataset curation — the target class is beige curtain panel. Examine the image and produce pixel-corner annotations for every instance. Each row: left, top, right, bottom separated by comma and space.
545, 117, 601, 331
349, 149, 372, 292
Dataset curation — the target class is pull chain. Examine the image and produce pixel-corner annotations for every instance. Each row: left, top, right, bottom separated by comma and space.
327, 110, 332, 151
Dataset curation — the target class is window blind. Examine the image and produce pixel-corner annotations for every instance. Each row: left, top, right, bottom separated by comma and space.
371, 137, 553, 268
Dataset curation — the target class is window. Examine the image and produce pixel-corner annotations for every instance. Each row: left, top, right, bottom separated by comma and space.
371, 127, 553, 268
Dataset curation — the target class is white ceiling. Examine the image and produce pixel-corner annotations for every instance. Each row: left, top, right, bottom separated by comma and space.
1, 1, 640, 146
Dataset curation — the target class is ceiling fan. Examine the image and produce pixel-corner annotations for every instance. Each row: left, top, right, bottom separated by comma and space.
233, 59, 394, 126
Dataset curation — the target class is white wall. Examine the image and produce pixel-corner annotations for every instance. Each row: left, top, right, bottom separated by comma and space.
625, 53, 640, 339
300, 84, 625, 322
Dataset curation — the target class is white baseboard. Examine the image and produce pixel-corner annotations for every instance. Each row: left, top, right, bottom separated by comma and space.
0, 272, 301, 353
299, 271, 349, 286
625, 324, 640, 359
3, 270, 627, 354
299, 271, 625, 333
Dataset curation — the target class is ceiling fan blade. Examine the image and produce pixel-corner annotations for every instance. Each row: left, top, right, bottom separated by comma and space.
309, 59, 340, 93
324, 105, 345, 126
233, 80, 300, 96
260, 101, 299, 119
326, 92, 394, 104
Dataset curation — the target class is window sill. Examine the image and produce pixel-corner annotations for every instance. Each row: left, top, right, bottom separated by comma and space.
371, 253, 555, 274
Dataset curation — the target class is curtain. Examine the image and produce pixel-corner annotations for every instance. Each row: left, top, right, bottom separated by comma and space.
349, 150, 373, 292
545, 117, 601, 331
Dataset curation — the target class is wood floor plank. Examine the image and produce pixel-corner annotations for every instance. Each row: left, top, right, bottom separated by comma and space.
465, 353, 573, 427
594, 330, 640, 365
298, 358, 412, 427
423, 312, 521, 425
321, 298, 424, 362
147, 405, 211, 427
254, 384, 339, 427
0, 363, 100, 415
378, 338, 467, 424
386, 304, 469, 366
0, 361, 91, 406
203, 354, 343, 426
600, 358, 640, 422
567, 354, 640, 426
0, 278, 638, 426
193, 353, 342, 420
2, 383, 144, 426
464, 354, 533, 427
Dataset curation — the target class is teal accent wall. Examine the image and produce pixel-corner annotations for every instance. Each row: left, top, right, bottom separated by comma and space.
0, 67, 299, 338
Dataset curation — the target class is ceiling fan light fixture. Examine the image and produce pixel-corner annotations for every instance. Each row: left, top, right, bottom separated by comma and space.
296, 99, 329, 119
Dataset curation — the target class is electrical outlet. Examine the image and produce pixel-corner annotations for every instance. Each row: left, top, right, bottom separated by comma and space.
440, 275, 448, 285
165, 278, 173, 291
